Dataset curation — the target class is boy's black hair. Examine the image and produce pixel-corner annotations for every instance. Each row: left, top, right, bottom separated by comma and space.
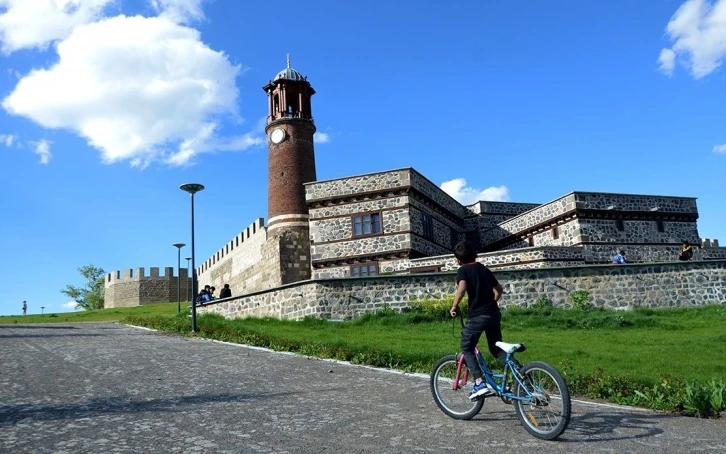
454, 240, 477, 263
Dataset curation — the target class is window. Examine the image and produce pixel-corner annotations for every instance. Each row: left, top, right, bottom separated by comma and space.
615, 220, 625, 231
551, 226, 559, 240
422, 213, 434, 240
351, 262, 378, 277
528, 236, 535, 247
656, 220, 665, 233
409, 265, 441, 274
352, 213, 382, 237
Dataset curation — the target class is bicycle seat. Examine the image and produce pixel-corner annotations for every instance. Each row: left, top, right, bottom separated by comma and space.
496, 341, 527, 354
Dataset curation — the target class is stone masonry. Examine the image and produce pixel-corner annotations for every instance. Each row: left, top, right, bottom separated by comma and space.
104, 267, 191, 308
106, 62, 726, 316
198, 259, 726, 320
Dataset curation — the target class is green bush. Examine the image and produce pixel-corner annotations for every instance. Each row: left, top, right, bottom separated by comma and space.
531, 295, 554, 309
409, 296, 468, 320
569, 290, 591, 310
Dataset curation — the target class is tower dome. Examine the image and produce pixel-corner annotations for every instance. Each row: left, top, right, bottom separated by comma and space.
274, 54, 306, 82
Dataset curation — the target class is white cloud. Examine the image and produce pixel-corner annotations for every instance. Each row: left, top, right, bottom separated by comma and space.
2, 14, 252, 167
659, 0, 726, 79
150, 0, 204, 24
0, 133, 15, 146
63, 301, 80, 309
658, 48, 676, 75
713, 143, 726, 154
32, 139, 52, 164
440, 178, 511, 205
0, 0, 115, 54
314, 131, 330, 144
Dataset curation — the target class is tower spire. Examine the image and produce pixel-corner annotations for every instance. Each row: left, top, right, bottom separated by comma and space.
286, 53, 291, 69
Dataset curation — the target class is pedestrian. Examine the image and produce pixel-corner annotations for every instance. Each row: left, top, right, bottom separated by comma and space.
22, 300, 27, 315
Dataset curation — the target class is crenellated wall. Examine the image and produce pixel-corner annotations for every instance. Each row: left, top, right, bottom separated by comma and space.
195, 218, 269, 295
104, 267, 191, 308
199, 260, 726, 321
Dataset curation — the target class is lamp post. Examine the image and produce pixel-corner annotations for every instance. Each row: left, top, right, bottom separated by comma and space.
180, 183, 205, 332
173, 242, 186, 314
185, 257, 192, 302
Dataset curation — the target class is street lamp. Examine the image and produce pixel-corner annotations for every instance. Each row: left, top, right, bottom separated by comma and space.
173, 242, 186, 314
180, 183, 205, 333
185, 257, 192, 302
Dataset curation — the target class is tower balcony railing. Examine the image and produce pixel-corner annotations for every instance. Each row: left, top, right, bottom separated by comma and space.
268, 112, 314, 123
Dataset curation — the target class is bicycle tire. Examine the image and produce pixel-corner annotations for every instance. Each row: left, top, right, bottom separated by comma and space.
513, 361, 571, 440
430, 354, 484, 420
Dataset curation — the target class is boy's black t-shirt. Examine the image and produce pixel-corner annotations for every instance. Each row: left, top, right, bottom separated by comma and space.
456, 262, 500, 317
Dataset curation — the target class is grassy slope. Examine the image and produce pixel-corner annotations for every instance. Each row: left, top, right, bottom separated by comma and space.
3, 302, 724, 384
0, 302, 188, 324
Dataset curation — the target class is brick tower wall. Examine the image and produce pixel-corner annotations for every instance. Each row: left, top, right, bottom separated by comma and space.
266, 119, 317, 224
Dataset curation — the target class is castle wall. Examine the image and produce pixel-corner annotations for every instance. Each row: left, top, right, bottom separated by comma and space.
480, 192, 700, 249
199, 260, 726, 320
311, 246, 585, 279
480, 193, 577, 245
307, 169, 465, 271
530, 219, 581, 247
305, 168, 410, 201
195, 218, 269, 295
466, 201, 541, 216
104, 267, 191, 308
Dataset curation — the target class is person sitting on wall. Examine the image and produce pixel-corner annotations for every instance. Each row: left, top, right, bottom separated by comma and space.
209, 286, 216, 300
612, 250, 627, 265
678, 241, 694, 261
219, 284, 232, 299
196, 285, 211, 305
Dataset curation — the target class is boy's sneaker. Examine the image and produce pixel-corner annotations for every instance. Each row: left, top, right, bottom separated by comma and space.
469, 381, 496, 400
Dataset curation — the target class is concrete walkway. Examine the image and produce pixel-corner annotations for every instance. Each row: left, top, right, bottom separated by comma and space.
1, 322, 724, 453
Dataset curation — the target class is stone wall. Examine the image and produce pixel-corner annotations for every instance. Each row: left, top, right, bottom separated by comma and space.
480, 192, 700, 250
466, 201, 541, 216
578, 219, 699, 245
195, 218, 269, 295
307, 173, 464, 267
531, 219, 581, 247
104, 267, 191, 308
574, 192, 697, 213
310, 246, 585, 279
198, 260, 726, 320
305, 168, 409, 202
480, 194, 577, 245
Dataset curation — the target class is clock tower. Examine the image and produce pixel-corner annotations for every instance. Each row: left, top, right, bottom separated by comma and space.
264, 55, 317, 234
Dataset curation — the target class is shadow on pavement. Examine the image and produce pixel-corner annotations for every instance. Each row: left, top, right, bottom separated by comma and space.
0, 333, 106, 339
0, 325, 79, 329
0, 391, 307, 427
560, 410, 666, 442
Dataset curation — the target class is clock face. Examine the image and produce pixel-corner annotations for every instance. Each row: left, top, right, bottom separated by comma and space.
270, 128, 286, 144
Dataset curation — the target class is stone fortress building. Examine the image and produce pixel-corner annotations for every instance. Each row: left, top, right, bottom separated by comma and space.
104, 57, 726, 311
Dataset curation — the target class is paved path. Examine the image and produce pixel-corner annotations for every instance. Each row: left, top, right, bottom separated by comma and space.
1, 322, 724, 453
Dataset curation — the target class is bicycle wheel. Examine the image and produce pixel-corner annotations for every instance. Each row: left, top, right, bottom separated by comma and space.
430, 354, 484, 420
513, 361, 571, 440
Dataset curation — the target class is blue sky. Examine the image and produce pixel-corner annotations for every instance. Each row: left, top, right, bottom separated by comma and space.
1, 0, 725, 316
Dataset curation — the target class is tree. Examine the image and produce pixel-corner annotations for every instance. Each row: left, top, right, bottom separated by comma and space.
61, 265, 106, 311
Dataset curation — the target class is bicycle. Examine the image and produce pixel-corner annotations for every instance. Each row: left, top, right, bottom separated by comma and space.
430, 313, 571, 440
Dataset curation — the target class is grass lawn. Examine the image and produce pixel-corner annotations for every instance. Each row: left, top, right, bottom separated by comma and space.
195, 305, 725, 384
0, 302, 189, 324
4, 301, 724, 385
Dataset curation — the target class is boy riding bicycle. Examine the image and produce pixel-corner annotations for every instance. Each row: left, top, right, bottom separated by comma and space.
449, 240, 518, 400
